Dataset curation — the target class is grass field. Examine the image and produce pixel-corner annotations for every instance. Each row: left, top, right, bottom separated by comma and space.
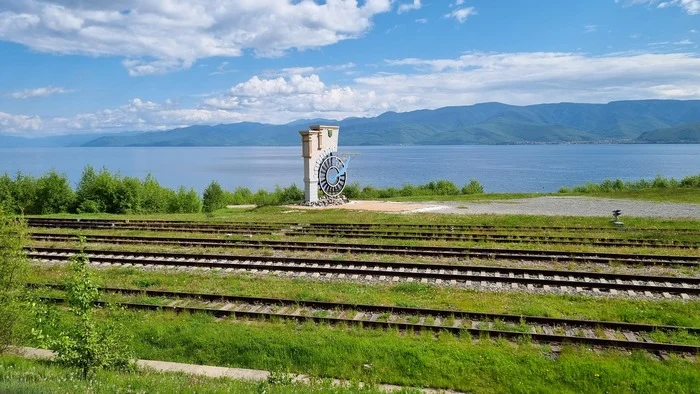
27, 266, 700, 328
29, 205, 700, 229
20, 309, 700, 393
8, 208, 700, 392
0, 355, 386, 394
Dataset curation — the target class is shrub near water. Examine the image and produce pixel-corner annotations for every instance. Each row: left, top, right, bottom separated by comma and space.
344, 179, 484, 199
558, 174, 700, 193
0, 167, 308, 214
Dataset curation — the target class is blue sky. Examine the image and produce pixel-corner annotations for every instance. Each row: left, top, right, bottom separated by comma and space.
0, 0, 699, 136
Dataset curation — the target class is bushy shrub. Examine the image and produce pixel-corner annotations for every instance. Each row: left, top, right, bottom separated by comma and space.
343, 182, 361, 199
35, 171, 74, 214
0, 206, 29, 353
680, 174, 700, 188
461, 180, 484, 195
35, 243, 132, 378
140, 174, 171, 214
77, 200, 101, 214
202, 181, 227, 213
227, 187, 253, 205
558, 174, 700, 194
11, 173, 37, 214
168, 187, 202, 213
272, 184, 304, 205
0, 175, 16, 213
427, 180, 460, 195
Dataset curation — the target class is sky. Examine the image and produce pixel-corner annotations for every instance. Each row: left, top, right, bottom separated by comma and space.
0, 0, 699, 136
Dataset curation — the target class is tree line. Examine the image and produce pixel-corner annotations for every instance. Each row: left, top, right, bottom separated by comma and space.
0, 167, 488, 215
0, 166, 306, 215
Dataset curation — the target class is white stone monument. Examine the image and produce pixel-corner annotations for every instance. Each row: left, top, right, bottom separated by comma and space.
299, 125, 341, 203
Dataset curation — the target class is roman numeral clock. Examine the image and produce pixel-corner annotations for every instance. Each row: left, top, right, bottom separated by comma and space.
299, 125, 355, 202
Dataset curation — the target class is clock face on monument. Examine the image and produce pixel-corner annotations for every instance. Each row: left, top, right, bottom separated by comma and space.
318, 154, 347, 197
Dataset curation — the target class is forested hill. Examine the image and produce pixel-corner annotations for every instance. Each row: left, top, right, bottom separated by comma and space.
636, 122, 700, 143
3, 100, 700, 147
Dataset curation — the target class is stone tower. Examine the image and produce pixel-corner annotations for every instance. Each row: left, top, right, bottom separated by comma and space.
299, 125, 340, 203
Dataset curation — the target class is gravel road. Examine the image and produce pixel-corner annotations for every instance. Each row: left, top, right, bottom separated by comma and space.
408, 196, 700, 219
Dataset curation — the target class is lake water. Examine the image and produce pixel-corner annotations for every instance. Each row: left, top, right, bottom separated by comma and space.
1, 145, 698, 193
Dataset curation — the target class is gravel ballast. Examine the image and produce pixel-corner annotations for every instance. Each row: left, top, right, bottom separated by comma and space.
408, 196, 700, 218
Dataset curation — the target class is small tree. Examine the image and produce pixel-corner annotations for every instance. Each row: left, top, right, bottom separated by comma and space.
35, 170, 75, 214
0, 205, 29, 353
202, 181, 226, 213
38, 241, 132, 378
461, 179, 484, 195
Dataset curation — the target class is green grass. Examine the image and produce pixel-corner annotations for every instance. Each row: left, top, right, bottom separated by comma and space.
0, 355, 384, 394
27, 266, 700, 327
26, 310, 700, 393
28, 205, 700, 229
381, 189, 700, 204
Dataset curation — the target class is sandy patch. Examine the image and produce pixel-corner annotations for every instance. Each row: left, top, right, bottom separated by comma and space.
289, 200, 435, 212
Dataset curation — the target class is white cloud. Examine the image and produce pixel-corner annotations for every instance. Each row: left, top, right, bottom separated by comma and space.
0, 0, 391, 76
583, 25, 598, 33
270, 63, 356, 78
209, 61, 237, 76
202, 74, 413, 120
6, 51, 700, 135
0, 112, 42, 133
371, 52, 700, 107
415, 18, 428, 23
445, 7, 477, 23
625, 0, 700, 14
398, 0, 421, 14
9, 86, 71, 99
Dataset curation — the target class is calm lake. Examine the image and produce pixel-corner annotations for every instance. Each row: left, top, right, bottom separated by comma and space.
1, 145, 699, 193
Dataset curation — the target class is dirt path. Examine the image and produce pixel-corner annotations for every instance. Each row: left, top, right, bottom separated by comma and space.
293, 197, 700, 218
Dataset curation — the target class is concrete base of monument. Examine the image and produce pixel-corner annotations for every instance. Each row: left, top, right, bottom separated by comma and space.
292, 199, 438, 212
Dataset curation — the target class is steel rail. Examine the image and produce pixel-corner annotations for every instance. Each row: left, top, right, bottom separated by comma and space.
36, 294, 700, 354
305, 222, 700, 234
27, 222, 280, 235
28, 233, 700, 266
31, 282, 700, 334
26, 247, 700, 296
26, 217, 700, 234
284, 229, 698, 248
26, 219, 700, 247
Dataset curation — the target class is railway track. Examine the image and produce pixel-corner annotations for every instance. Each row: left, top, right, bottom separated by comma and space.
32, 284, 700, 354
26, 218, 700, 248
304, 222, 700, 234
27, 247, 700, 298
27, 217, 700, 234
29, 233, 700, 267
285, 228, 699, 248
27, 219, 283, 235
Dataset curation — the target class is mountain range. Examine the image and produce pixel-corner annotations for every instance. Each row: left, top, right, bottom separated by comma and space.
2, 100, 700, 147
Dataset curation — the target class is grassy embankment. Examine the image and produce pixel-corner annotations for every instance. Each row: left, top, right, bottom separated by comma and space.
16, 307, 700, 393
0, 354, 382, 394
